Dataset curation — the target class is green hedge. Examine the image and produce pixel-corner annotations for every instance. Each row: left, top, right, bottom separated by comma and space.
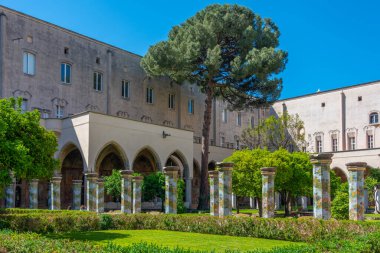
1, 210, 379, 242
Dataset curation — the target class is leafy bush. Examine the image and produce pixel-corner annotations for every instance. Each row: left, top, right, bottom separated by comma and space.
142, 172, 165, 202
1, 210, 379, 242
332, 183, 349, 220
104, 170, 122, 201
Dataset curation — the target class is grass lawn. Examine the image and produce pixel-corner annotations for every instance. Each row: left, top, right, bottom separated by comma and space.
49, 230, 304, 252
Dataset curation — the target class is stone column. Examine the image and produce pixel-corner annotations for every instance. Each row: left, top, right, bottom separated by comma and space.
5, 173, 16, 208
185, 178, 192, 208
232, 193, 237, 209
261, 167, 276, 218
121, 170, 133, 214
301, 196, 308, 211
209, 170, 219, 216
132, 176, 143, 214
274, 192, 281, 210
249, 197, 254, 209
347, 162, 366, 221
72, 180, 82, 210
29, 179, 39, 209
96, 178, 104, 213
85, 173, 98, 212
375, 184, 380, 214
218, 162, 233, 217
311, 153, 333, 220
50, 176, 62, 210
164, 166, 179, 214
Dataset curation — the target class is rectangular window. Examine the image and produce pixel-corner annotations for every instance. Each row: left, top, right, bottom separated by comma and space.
316, 140, 323, 153
42, 111, 49, 119
188, 99, 194, 114
23, 52, 35, 75
122, 80, 129, 98
93, 72, 103, 91
220, 137, 225, 147
168, 94, 175, 109
349, 137, 356, 150
332, 138, 338, 152
368, 135, 374, 149
56, 105, 64, 118
146, 87, 154, 104
222, 109, 228, 123
21, 99, 28, 113
237, 112, 242, 126
61, 63, 71, 83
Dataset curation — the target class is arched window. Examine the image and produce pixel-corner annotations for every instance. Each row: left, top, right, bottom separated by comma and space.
369, 112, 379, 124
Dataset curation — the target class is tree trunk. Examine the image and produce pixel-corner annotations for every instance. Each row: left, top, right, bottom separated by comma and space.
258, 198, 262, 217
284, 192, 292, 216
198, 85, 214, 210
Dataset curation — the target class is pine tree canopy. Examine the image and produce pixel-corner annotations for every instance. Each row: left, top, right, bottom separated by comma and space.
141, 4, 288, 109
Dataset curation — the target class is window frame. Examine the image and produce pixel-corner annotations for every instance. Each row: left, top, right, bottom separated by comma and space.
121, 80, 130, 99
56, 105, 64, 119
23, 52, 36, 75
237, 112, 242, 126
349, 137, 356, 150
367, 134, 374, 149
93, 71, 103, 92
316, 140, 323, 153
369, 112, 379, 124
146, 87, 154, 104
168, 93, 175, 109
188, 99, 194, 114
61, 63, 71, 84
332, 138, 338, 152
222, 109, 228, 123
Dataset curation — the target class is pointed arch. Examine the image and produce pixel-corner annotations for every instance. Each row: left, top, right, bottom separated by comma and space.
94, 141, 129, 173
165, 150, 189, 178
332, 167, 348, 183
132, 146, 161, 175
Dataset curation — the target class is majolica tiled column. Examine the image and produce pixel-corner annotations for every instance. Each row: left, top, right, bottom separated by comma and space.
164, 166, 179, 214
29, 179, 39, 209
50, 175, 62, 210
218, 162, 233, 217
261, 167, 276, 218
96, 178, 104, 213
311, 153, 333, 220
375, 184, 380, 214
121, 170, 133, 214
85, 173, 98, 211
72, 180, 82, 210
347, 162, 366, 221
5, 173, 16, 208
132, 176, 143, 214
209, 170, 219, 216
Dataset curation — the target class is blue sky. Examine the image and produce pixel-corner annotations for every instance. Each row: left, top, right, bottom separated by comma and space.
1, 0, 380, 99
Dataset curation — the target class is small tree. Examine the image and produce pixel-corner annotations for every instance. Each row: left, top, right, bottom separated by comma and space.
177, 179, 186, 214
330, 170, 343, 201
242, 113, 305, 151
224, 148, 271, 216
104, 170, 122, 202
142, 172, 165, 210
332, 182, 349, 220
0, 97, 58, 192
269, 149, 312, 216
141, 4, 288, 209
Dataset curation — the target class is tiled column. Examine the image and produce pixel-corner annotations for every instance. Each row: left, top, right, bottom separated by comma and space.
301, 196, 308, 211
5, 173, 16, 208
29, 179, 39, 209
50, 176, 62, 210
121, 170, 133, 214
261, 167, 276, 218
274, 192, 281, 210
164, 166, 179, 214
311, 153, 333, 220
218, 162, 233, 217
132, 176, 143, 214
96, 178, 104, 213
85, 173, 98, 211
347, 162, 366, 221
72, 180, 82, 210
185, 178, 192, 208
375, 184, 380, 214
209, 170, 219, 216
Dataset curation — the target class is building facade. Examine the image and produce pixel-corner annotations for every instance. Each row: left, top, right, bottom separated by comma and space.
0, 6, 267, 209
272, 81, 380, 181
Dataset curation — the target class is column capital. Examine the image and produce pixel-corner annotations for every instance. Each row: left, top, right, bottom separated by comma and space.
85, 172, 98, 178
346, 162, 367, 171
310, 153, 333, 165
72, 180, 83, 185
120, 170, 133, 178
163, 166, 179, 174
97, 178, 104, 184
261, 167, 276, 176
51, 176, 62, 183
217, 162, 234, 171
30, 178, 39, 183
208, 170, 219, 178
132, 176, 144, 182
